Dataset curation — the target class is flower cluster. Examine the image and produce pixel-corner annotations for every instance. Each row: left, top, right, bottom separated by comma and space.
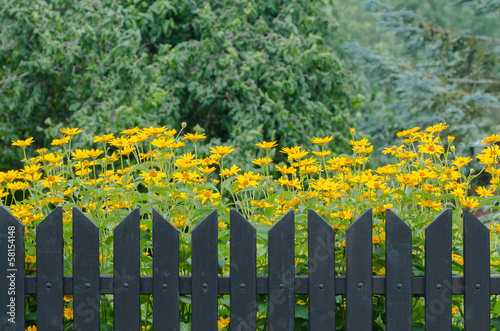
6, 123, 500, 330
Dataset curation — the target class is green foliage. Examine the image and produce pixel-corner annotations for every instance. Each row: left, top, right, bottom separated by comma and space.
0, 0, 354, 170
332, 0, 500, 165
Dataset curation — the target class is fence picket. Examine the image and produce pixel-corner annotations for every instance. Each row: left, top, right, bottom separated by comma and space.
153, 209, 180, 330
230, 209, 257, 331
268, 210, 295, 331
0, 206, 25, 331
425, 209, 452, 331
192, 210, 218, 330
346, 209, 372, 331
37, 207, 63, 330
114, 208, 141, 329
463, 209, 490, 330
73, 207, 100, 330
308, 209, 336, 331
385, 209, 412, 331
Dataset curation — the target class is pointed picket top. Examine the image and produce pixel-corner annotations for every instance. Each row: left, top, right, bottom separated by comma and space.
425, 208, 452, 331
268, 209, 295, 331
0, 206, 25, 330
152, 209, 180, 330
230, 209, 257, 331
72, 207, 100, 330
37, 207, 64, 330
192, 209, 219, 330
345, 209, 372, 331
463, 209, 490, 330
114, 208, 141, 330
0, 205, 24, 226
308, 209, 336, 331
385, 209, 412, 331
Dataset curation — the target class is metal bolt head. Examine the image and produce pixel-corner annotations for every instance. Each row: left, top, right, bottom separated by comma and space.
475, 283, 481, 290
436, 283, 442, 289
123, 283, 129, 288
202, 283, 208, 289
396, 283, 403, 290
240, 283, 246, 289
46, 282, 52, 288
318, 283, 324, 289
85, 282, 91, 289
358, 282, 364, 289
279, 283, 285, 289
162, 283, 168, 289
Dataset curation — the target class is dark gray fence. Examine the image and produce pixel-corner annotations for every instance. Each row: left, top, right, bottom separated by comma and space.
0, 206, 496, 330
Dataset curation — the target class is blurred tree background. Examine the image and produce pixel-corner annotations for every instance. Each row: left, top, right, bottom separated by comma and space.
1, 0, 499, 170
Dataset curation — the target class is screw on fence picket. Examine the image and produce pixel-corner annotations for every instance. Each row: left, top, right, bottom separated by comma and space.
37, 207, 64, 330
73, 207, 100, 330
153, 209, 180, 330
0, 206, 25, 331
385, 209, 412, 331
192, 210, 218, 330
268, 210, 295, 331
463, 209, 490, 330
114, 208, 141, 329
346, 209, 372, 331
308, 209, 336, 331
425, 208, 452, 331
230, 209, 257, 331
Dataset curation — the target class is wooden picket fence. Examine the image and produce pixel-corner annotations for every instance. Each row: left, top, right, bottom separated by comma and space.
0, 206, 496, 330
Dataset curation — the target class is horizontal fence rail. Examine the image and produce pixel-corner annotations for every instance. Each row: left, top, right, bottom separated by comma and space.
0, 206, 495, 330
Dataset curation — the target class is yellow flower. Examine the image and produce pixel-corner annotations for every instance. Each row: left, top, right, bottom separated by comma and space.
197, 166, 216, 174
40, 175, 64, 188
71, 149, 90, 160
288, 149, 308, 160
252, 157, 273, 166
109, 137, 132, 148
140, 170, 166, 182
60, 127, 83, 136
218, 316, 230, 329
221, 164, 241, 177
93, 134, 115, 143
23, 164, 41, 174
142, 126, 167, 136
121, 127, 140, 135
12, 137, 34, 147
451, 157, 472, 168
278, 177, 302, 189
218, 222, 227, 228
196, 190, 221, 205
251, 200, 275, 208
396, 127, 420, 137
425, 122, 449, 134
87, 149, 104, 158
7, 182, 30, 191
45, 153, 64, 163
64, 307, 74, 320
418, 141, 444, 156
311, 136, 334, 145
25, 326, 37, 331
476, 186, 494, 197
452, 254, 463, 265
51, 136, 70, 146
275, 164, 297, 175
256, 140, 278, 150
417, 199, 443, 211
151, 137, 175, 148
349, 138, 370, 149
184, 132, 206, 141
210, 145, 235, 157
280, 146, 301, 155
460, 196, 479, 210
482, 134, 500, 145
64, 294, 73, 302
312, 150, 332, 158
